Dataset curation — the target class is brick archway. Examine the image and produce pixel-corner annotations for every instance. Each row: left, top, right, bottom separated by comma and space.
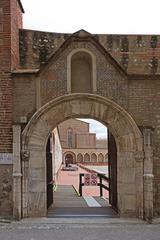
21, 93, 144, 218
63, 151, 76, 164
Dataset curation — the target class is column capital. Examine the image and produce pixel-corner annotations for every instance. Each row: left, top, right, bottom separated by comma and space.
13, 173, 22, 177
143, 173, 154, 179
21, 149, 30, 161
134, 151, 144, 162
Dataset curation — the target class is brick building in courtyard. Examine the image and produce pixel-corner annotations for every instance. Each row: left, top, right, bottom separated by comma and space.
57, 118, 108, 164
51, 118, 108, 184
0, 0, 160, 221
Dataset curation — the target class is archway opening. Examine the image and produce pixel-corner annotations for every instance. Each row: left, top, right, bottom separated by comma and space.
21, 94, 143, 219
45, 117, 118, 217
65, 154, 74, 165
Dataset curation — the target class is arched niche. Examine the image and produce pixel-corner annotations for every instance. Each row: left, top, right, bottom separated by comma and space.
67, 49, 96, 93
21, 93, 144, 219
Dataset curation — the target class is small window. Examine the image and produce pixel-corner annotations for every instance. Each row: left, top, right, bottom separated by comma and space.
67, 128, 73, 148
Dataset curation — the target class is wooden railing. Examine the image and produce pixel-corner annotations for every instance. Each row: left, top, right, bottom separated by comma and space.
79, 173, 110, 197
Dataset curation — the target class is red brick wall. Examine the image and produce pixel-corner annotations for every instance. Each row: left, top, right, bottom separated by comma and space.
11, 0, 23, 69
0, 0, 22, 153
0, 0, 23, 217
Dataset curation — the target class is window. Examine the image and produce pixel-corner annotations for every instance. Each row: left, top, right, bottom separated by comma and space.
67, 128, 73, 148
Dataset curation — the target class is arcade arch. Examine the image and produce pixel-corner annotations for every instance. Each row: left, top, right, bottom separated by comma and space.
63, 151, 76, 165
84, 153, 90, 162
98, 153, 104, 162
77, 153, 83, 162
91, 153, 97, 162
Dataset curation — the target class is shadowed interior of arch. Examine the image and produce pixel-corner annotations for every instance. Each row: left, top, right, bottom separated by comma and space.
46, 117, 118, 218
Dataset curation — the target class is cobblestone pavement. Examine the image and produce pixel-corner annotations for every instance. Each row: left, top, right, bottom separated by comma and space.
0, 218, 160, 240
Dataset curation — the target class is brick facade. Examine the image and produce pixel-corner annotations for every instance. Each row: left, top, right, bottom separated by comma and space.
0, 0, 23, 216
0, 1, 160, 219
57, 118, 107, 164
19, 30, 160, 75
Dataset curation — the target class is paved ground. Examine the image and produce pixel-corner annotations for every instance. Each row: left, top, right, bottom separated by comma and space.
49, 182, 115, 217
0, 218, 160, 240
1, 166, 158, 239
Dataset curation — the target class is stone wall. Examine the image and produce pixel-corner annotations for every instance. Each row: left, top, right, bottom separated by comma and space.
13, 74, 36, 123
39, 40, 127, 109
19, 30, 69, 69
0, 165, 13, 216
12, 33, 160, 216
19, 29, 160, 74
0, 2, 160, 217
128, 78, 160, 215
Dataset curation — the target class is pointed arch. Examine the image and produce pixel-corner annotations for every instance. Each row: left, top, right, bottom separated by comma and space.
98, 153, 104, 162
91, 153, 97, 162
84, 153, 90, 162
77, 153, 83, 162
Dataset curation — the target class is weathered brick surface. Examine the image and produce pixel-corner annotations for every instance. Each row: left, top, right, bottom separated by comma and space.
39, 41, 128, 108
1, 1, 160, 218
19, 29, 160, 74
14, 35, 160, 216
19, 30, 69, 69
13, 74, 36, 123
0, 0, 23, 216
128, 79, 160, 214
0, 0, 22, 151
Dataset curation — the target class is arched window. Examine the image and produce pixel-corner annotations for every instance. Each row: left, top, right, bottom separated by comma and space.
84, 153, 90, 162
67, 128, 73, 148
77, 153, 83, 162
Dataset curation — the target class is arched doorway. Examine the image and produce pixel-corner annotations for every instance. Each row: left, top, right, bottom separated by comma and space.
65, 153, 74, 166
21, 94, 143, 218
